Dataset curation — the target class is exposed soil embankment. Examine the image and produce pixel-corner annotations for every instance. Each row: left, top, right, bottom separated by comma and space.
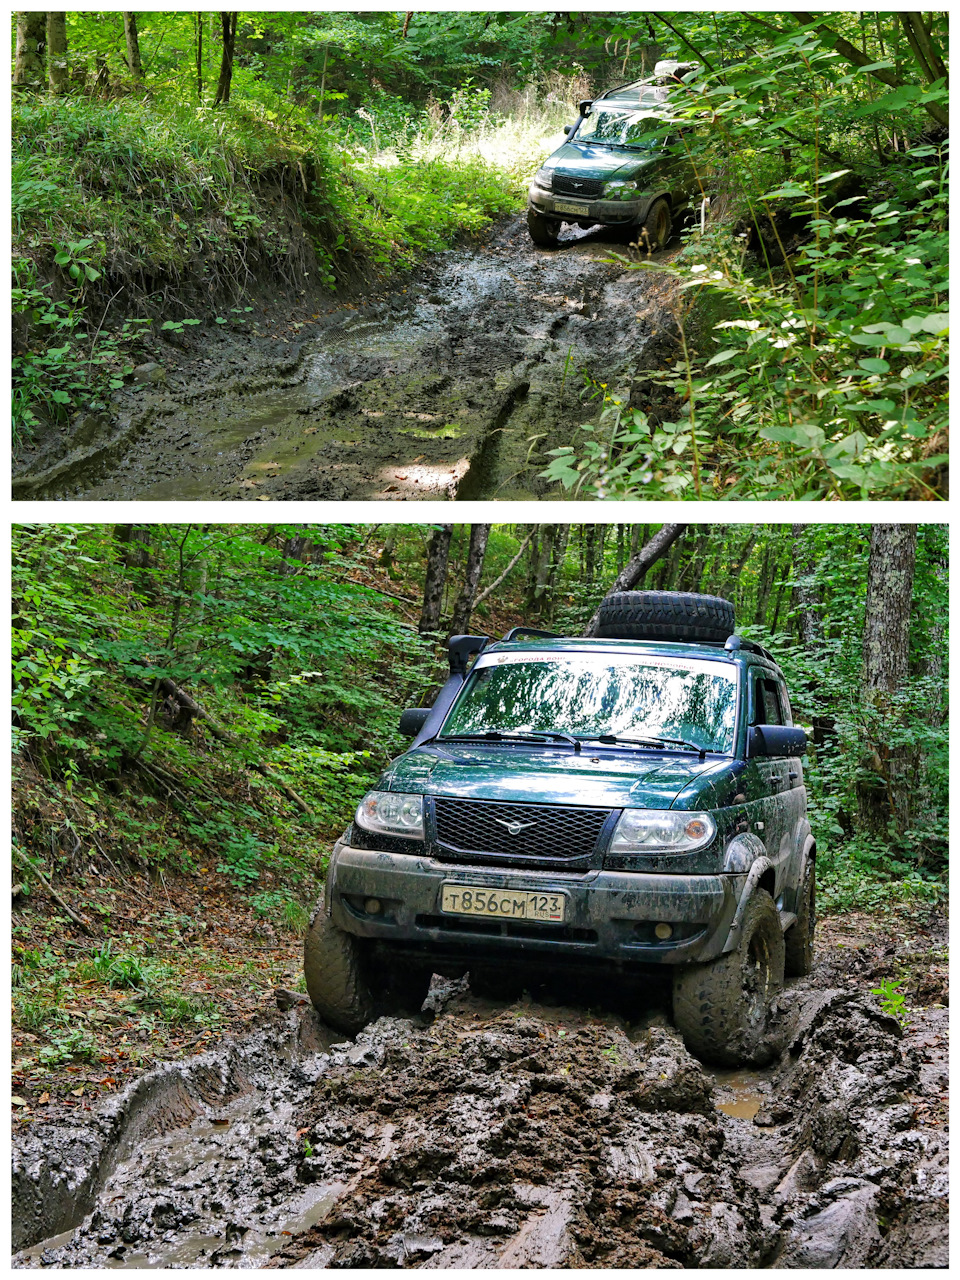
14, 217, 681, 503
13, 914, 947, 1270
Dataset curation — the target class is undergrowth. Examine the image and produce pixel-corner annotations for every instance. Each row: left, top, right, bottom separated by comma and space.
12, 84, 550, 440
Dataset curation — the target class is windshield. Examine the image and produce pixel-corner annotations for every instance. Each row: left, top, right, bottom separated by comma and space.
575, 107, 668, 148
441, 653, 738, 753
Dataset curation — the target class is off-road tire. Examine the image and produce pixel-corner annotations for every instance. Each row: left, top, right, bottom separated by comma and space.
672, 889, 785, 1067
528, 209, 560, 248
304, 905, 376, 1035
595, 591, 735, 643
638, 198, 672, 252
784, 860, 816, 977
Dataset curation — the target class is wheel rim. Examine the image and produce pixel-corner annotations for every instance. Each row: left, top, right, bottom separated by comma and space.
655, 205, 670, 246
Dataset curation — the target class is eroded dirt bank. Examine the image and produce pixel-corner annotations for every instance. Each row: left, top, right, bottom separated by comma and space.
13, 217, 679, 503
13, 922, 947, 1269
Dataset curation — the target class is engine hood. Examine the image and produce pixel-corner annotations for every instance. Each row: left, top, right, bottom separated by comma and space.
379, 743, 734, 811
543, 143, 661, 182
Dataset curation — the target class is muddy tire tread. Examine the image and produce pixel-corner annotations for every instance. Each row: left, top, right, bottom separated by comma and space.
304, 906, 375, 1036
527, 209, 560, 248
672, 889, 785, 1067
595, 590, 735, 643
784, 860, 816, 977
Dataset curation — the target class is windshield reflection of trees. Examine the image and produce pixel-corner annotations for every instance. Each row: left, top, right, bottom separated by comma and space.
445, 661, 736, 751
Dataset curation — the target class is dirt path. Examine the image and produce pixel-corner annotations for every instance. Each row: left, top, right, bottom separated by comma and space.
12, 913, 947, 1269
13, 217, 678, 502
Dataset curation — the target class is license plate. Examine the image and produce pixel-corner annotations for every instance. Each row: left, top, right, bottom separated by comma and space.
554, 201, 590, 216
439, 883, 567, 923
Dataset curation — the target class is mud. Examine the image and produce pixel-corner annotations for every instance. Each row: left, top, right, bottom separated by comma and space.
13, 935, 947, 1270
13, 217, 680, 502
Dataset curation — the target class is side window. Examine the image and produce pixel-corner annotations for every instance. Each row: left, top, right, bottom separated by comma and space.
761, 680, 783, 725
777, 679, 793, 726
751, 674, 783, 725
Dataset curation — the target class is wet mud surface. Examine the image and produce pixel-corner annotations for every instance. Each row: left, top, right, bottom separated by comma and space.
13, 919, 947, 1270
15, 217, 678, 502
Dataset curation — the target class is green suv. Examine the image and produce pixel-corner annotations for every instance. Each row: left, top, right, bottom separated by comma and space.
527, 61, 703, 249
305, 591, 815, 1066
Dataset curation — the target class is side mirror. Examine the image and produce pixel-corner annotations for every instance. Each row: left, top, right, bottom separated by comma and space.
748, 725, 807, 758
563, 124, 572, 135
399, 708, 430, 737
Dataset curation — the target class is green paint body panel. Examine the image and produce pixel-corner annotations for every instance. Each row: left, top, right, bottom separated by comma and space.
328, 635, 812, 972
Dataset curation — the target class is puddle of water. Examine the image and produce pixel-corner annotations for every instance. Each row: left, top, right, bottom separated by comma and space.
711, 1068, 768, 1121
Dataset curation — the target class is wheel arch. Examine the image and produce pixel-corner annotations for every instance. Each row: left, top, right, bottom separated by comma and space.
722, 855, 776, 953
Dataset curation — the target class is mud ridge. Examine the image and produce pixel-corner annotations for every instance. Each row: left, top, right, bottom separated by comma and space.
12, 1008, 333, 1256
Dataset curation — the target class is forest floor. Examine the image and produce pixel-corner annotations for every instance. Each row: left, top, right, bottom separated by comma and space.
12, 866, 948, 1268
13, 214, 684, 503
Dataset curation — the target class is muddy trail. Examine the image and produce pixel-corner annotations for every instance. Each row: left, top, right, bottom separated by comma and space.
14, 217, 678, 503
13, 925, 947, 1270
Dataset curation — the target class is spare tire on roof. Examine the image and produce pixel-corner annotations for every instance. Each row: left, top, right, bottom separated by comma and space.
594, 591, 735, 643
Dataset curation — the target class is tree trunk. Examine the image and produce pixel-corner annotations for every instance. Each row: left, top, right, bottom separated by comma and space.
857, 524, 917, 836
449, 524, 492, 636
679, 525, 710, 592
123, 11, 143, 80
213, 11, 238, 106
196, 11, 203, 102
14, 12, 47, 88
46, 13, 67, 93
418, 524, 453, 634
791, 523, 823, 649
584, 524, 687, 636
720, 532, 758, 607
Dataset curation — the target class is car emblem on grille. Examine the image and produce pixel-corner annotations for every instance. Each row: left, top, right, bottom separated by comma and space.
494, 818, 536, 836
572, 182, 583, 189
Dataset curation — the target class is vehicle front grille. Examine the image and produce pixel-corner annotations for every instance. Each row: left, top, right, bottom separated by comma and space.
431, 797, 614, 868
552, 174, 605, 199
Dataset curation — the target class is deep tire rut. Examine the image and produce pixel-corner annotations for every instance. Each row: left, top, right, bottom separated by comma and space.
14, 216, 678, 502
12, 970, 947, 1269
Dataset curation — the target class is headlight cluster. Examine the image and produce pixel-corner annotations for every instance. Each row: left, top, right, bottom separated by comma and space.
610, 810, 716, 854
355, 791, 424, 839
533, 167, 553, 190
602, 179, 639, 200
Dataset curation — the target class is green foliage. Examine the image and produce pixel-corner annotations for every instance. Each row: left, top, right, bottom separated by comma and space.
250, 889, 310, 934
545, 17, 948, 500
870, 977, 910, 1027
13, 523, 436, 895
37, 1026, 99, 1066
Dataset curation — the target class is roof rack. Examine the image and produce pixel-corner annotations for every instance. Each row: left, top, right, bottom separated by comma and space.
501, 627, 562, 643
724, 634, 776, 663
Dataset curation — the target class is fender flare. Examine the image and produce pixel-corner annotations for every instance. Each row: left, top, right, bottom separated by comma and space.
722, 855, 775, 953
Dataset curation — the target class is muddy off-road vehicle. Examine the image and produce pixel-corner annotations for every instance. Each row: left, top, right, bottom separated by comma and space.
305, 592, 816, 1066
527, 61, 705, 249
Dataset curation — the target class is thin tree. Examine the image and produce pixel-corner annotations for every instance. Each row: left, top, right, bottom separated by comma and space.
14, 12, 47, 88
584, 524, 688, 635
46, 13, 67, 93
123, 12, 143, 80
213, 11, 239, 106
196, 11, 203, 102
857, 524, 917, 836
449, 524, 492, 635
418, 524, 453, 634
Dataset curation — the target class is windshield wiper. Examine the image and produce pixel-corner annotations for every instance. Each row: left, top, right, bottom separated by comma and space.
431, 731, 582, 753
578, 734, 707, 760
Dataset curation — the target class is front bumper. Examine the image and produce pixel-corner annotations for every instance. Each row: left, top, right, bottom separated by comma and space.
527, 185, 651, 226
329, 843, 742, 966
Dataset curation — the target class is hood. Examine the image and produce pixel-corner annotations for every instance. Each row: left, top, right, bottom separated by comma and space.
543, 143, 661, 182
379, 743, 731, 810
